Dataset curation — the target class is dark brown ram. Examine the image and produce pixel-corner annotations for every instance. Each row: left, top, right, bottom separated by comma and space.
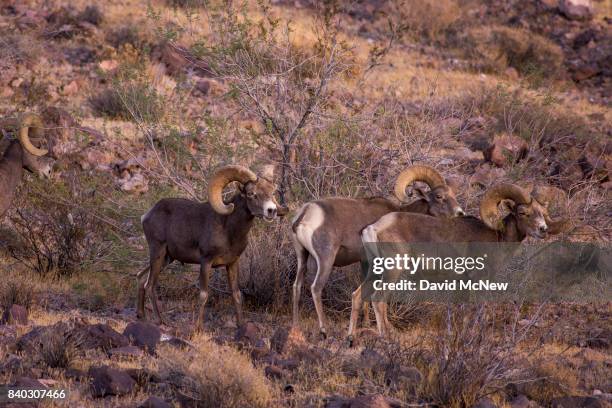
137, 165, 287, 329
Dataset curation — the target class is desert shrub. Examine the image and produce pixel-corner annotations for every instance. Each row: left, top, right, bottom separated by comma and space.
397, 0, 462, 42
78, 5, 103, 26
106, 25, 142, 49
38, 329, 80, 369
415, 305, 529, 407
89, 81, 164, 123
156, 334, 273, 407
0, 281, 34, 310
8, 182, 113, 278
0, 33, 43, 68
464, 25, 564, 81
239, 224, 296, 308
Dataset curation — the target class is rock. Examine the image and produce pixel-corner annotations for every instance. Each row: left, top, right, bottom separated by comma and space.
234, 322, 261, 347
325, 394, 403, 408
271, 326, 308, 355
472, 398, 498, 408
343, 348, 386, 378
117, 172, 149, 194
79, 148, 114, 171
510, 395, 535, 408
484, 133, 528, 167
108, 345, 144, 359
62, 80, 79, 96
251, 338, 271, 360
14, 377, 46, 389
195, 79, 211, 95
578, 153, 610, 182
77, 323, 129, 351
123, 321, 161, 354
99, 59, 119, 72
1, 354, 22, 372
384, 365, 422, 392
89, 365, 136, 397
559, 0, 593, 20
572, 64, 600, 81
138, 396, 171, 408
125, 368, 160, 385
264, 365, 289, 380
1, 304, 28, 325
551, 396, 606, 407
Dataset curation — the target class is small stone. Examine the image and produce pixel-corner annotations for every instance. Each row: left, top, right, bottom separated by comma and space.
264, 365, 288, 380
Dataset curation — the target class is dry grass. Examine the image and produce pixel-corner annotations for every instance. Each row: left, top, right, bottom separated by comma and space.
155, 334, 274, 407
464, 25, 565, 81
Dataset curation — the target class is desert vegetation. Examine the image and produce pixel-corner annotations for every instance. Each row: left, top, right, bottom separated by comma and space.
0, 0, 610, 407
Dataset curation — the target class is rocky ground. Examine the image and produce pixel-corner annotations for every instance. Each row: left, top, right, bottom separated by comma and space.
0, 0, 611, 406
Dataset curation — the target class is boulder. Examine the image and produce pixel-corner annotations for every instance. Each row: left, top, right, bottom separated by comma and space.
559, 0, 593, 20
509, 395, 536, 408
14, 377, 47, 389
138, 396, 171, 408
77, 323, 129, 351
123, 321, 161, 354
270, 326, 307, 355
1, 304, 28, 325
234, 322, 261, 347
384, 364, 422, 392
89, 365, 136, 397
484, 133, 528, 167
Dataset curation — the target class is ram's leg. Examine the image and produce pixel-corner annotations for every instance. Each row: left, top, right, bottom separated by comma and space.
196, 258, 213, 332
348, 284, 364, 344
310, 245, 337, 338
292, 240, 309, 328
144, 243, 168, 325
226, 260, 243, 324
136, 265, 150, 320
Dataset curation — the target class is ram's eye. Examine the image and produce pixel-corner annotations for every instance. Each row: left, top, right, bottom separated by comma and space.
518, 209, 527, 216
436, 194, 443, 200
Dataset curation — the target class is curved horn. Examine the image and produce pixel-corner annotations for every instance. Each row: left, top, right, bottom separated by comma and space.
479, 183, 531, 230
18, 113, 47, 156
394, 165, 446, 202
208, 165, 258, 215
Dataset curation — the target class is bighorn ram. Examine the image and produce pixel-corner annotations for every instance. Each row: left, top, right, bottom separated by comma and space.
0, 114, 53, 219
349, 183, 567, 339
291, 165, 464, 336
137, 165, 286, 329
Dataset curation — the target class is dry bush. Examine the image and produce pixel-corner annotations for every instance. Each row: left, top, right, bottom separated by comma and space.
8, 183, 113, 278
414, 304, 532, 407
155, 335, 273, 407
0, 281, 34, 310
395, 0, 462, 42
239, 224, 296, 309
0, 33, 43, 68
37, 329, 80, 369
89, 81, 164, 123
464, 25, 564, 81
106, 25, 143, 49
